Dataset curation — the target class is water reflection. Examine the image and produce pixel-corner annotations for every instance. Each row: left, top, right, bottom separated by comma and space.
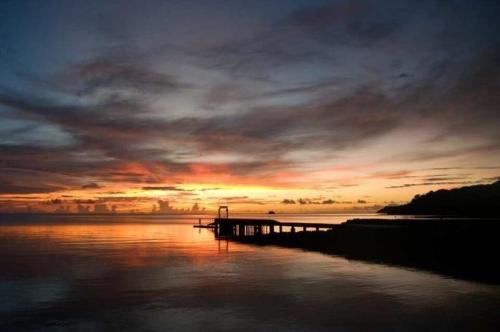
1, 216, 500, 331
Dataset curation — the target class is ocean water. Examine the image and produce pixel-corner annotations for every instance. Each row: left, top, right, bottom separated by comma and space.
1, 214, 499, 331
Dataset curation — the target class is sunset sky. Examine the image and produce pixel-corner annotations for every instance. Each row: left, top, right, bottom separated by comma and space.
1, 0, 499, 213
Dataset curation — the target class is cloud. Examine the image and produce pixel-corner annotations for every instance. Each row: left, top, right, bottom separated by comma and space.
281, 199, 296, 204
82, 182, 103, 189
222, 197, 266, 205
295, 197, 336, 205
385, 179, 492, 189
281, 197, 339, 205
3, 13, 499, 183
74, 199, 95, 204
0, 0, 500, 203
141, 186, 187, 191
288, 2, 401, 46
66, 57, 188, 96
199, 187, 222, 191
0, 181, 66, 194
298, 198, 308, 205
322, 199, 336, 204
0, 79, 402, 186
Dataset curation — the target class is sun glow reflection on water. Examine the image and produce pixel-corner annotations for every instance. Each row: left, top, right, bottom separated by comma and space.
1, 215, 500, 331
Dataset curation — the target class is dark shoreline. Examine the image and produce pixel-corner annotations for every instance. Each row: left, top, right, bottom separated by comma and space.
232, 218, 500, 284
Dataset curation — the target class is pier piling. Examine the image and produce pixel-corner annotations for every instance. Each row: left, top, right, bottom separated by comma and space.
200, 217, 337, 239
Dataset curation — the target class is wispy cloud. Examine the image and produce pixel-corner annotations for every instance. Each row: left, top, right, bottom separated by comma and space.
82, 182, 103, 189
141, 186, 188, 191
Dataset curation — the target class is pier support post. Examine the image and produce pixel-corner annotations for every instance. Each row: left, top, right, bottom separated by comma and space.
303, 226, 306, 232
316, 226, 319, 232
291, 226, 295, 234
270, 225, 274, 234
279, 225, 283, 233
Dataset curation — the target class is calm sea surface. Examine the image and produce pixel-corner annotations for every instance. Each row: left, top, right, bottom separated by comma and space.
1, 214, 499, 331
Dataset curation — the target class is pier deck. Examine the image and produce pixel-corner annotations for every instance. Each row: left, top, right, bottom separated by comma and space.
194, 218, 337, 237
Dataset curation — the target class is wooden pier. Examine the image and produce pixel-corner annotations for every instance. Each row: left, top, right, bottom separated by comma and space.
194, 217, 336, 238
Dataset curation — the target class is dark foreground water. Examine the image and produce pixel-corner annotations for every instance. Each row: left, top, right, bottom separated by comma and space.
1, 214, 500, 331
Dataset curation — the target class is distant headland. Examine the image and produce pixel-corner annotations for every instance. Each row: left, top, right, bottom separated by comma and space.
204, 180, 500, 283
379, 180, 500, 216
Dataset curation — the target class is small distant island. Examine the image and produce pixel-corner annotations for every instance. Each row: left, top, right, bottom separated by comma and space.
379, 180, 500, 216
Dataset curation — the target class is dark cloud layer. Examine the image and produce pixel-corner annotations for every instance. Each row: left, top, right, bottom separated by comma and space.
0, 0, 499, 196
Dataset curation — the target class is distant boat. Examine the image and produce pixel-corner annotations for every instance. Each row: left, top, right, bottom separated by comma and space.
268, 211, 276, 214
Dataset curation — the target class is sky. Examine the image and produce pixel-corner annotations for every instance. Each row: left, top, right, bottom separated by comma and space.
0, 0, 499, 214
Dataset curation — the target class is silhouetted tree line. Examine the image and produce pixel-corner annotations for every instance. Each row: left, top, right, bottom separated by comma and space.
379, 180, 500, 216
